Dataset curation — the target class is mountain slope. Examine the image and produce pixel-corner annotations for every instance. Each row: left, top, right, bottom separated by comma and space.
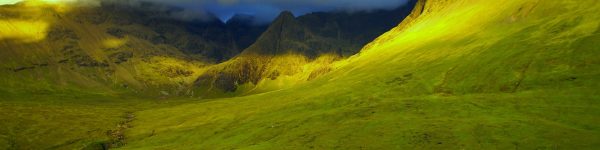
0, 2, 415, 148
194, 5, 416, 96
0, 1, 266, 97
121, 0, 600, 149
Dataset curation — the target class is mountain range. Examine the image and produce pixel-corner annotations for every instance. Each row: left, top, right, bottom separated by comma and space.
1, 0, 599, 149
0, 0, 415, 98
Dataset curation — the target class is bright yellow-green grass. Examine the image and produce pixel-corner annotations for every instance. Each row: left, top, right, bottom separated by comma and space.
119, 0, 600, 149
2, 0, 600, 149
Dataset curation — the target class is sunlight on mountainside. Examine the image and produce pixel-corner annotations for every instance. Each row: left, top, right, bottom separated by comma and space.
41, 0, 75, 3
1, 0, 77, 4
360, 0, 520, 56
20, 0, 75, 13
102, 38, 127, 49
0, 0, 77, 43
0, 19, 49, 42
119, 0, 600, 149
134, 56, 208, 86
1, 0, 599, 149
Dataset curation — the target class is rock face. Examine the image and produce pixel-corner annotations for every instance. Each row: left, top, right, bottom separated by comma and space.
0, 0, 415, 97
226, 14, 269, 56
243, 4, 417, 57
77, 1, 268, 62
195, 2, 417, 94
0, 1, 267, 96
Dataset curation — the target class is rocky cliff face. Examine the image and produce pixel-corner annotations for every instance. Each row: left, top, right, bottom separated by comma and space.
226, 14, 270, 57
0, 1, 266, 96
77, 1, 267, 61
0, 0, 416, 97
242, 3, 417, 57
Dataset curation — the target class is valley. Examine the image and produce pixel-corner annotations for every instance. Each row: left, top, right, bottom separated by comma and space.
1, 0, 599, 149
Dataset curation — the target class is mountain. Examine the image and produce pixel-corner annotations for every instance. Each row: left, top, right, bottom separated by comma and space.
0, 0, 414, 98
119, 0, 600, 149
226, 14, 270, 56
0, 1, 266, 97
2, 0, 600, 149
87, 1, 267, 61
243, 5, 418, 57
194, 3, 416, 96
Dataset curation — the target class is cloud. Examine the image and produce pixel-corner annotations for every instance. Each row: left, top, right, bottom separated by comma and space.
2, 0, 411, 23
208, 0, 411, 22
101, 0, 410, 22
224, 0, 410, 10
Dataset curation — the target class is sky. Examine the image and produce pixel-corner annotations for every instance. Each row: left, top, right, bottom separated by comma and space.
180, 0, 411, 23
1, 0, 411, 23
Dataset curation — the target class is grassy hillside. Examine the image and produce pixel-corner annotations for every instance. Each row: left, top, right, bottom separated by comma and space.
0, 2, 224, 148
1, 0, 599, 149
0, 2, 411, 148
119, 0, 600, 149
0, 1, 231, 97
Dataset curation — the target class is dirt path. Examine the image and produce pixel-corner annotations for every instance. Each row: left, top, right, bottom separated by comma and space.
103, 112, 135, 149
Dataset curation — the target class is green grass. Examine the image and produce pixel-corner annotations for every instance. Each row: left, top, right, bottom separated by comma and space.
1, 0, 600, 149
118, 0, 600, 149
121, 89, 600, 149
0, 100, 124, 149
0, 91, 123, 149
0, 91, 201, 149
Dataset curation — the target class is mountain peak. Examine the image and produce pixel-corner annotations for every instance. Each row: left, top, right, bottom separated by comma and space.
226, 13, 256, 25
274, 10, 295, 21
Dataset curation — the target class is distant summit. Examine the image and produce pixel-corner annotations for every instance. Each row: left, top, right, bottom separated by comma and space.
225, 13, 270, 55
226, 13, 257, 25
195, 4, 417, 94
277, 11, 295, 19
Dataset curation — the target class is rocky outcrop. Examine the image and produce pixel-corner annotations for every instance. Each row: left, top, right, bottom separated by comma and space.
0, 1, 263, 96
70, 2, 268, 62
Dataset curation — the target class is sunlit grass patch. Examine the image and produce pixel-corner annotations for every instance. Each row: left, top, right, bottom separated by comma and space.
0, 19, 49, 42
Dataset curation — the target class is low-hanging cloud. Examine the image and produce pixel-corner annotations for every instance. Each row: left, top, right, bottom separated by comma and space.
144, 0, 410, 22
2, 0, 410, 23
